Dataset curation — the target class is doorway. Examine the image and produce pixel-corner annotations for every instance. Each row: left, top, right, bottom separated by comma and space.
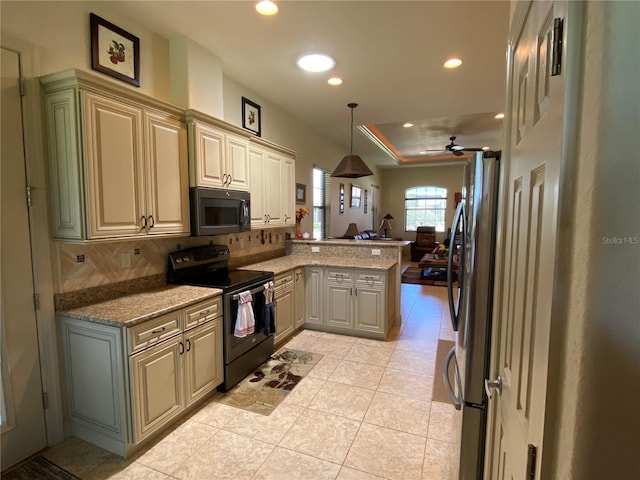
0, 46, 48, 469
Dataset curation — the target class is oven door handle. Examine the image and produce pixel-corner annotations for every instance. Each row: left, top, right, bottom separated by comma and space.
232, 284, 268, 300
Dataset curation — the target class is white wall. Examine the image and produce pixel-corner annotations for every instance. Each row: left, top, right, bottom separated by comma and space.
550, 1, 640, 478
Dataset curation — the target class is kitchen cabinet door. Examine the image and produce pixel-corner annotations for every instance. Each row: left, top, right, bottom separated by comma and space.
225, 133, 250, 191
353, 286, 385, 335
83, 92, 145, 238
274, 271, 295, 344
249, 146, 268, 226
184, 320, 223, 407
144, 111, 189, 235
192, 121, 226, 188
130, 335, 184, 442
294, 268, 305, 328
264, 151, 284, 226
282, 155, 295, 227
304, 267, 324, 326
325, 282, 353, 329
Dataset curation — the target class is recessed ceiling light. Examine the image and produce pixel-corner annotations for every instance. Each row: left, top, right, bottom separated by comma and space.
495, 113, 505, 119
297, 53, 335, 73
444, 58, 463, 69
482, 146, 491, 151
255, 1, 278, 16
327, 77, 343, 86
403, 123, 414, 128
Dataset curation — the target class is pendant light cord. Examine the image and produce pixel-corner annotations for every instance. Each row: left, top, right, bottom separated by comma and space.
350, 106, 354, 154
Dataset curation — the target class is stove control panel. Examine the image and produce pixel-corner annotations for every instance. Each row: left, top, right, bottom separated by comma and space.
167, 244, 230, 272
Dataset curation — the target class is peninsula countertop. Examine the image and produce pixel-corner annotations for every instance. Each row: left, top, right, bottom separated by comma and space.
244, 255, 398, 276
57, 285, 222, 327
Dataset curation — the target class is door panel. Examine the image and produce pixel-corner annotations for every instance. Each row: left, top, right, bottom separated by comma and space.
1, 47, 48, 468
487, 1, 568, 478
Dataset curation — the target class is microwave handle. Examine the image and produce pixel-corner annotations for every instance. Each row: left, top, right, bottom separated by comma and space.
240, 200, 249, 223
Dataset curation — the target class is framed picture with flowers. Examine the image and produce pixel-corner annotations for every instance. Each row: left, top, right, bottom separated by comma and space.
242, 97, 261, 136
90, 13, 140, 87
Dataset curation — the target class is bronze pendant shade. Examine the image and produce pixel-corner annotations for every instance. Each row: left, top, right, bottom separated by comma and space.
331, 103, 373, 178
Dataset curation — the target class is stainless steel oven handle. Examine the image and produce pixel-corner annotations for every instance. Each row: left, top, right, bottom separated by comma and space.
231, 284, 268, 300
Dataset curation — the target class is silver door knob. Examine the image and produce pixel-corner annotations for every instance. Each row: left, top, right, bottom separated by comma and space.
484, 375, 502, 399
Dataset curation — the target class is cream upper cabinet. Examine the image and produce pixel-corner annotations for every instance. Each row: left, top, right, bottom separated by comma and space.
188, 119, 250, 191
41, 70, 189, 240
249, 144, 295, 228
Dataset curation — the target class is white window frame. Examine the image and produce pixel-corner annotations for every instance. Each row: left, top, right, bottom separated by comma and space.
404, 186, 448, 232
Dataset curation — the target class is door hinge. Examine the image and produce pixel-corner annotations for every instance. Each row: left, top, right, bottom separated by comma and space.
42, 392, 49, 410
527, 444, 537, 479
26, 186, 32, 207
34, 293, 40, 310
551, 17, 564, 76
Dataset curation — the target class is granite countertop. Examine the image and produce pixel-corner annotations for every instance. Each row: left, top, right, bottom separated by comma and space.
290, 238, 410, 247
245, 255, 397, 275
57, 285, 222, 328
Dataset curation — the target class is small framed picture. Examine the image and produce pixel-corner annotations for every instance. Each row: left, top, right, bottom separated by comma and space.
364, 189, 368, 213
242, 97, 261, 136
296, 183, 306, 204
350, 184, 362, 208
90, 13, 140, 87
339, 184, 345, 215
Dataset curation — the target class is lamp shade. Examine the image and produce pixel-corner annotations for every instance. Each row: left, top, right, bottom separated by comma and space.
343, 223, 360, 238
383, 213, 394, 220
331, 154, 373, 178
331, 103, 373, 178
379, 219, 392, 230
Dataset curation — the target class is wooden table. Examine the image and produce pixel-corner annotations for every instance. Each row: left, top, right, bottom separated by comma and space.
418, 255, 459, 281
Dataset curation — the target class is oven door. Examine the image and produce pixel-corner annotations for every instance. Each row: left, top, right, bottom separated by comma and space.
223, 282, 272, 365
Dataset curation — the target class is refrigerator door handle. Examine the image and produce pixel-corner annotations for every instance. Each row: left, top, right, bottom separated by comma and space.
443, 346, 462, 410
447, 201, 466, 331
484, 375, 503, 400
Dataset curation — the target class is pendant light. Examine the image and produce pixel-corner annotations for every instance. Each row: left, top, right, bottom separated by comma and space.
331, 103, 373, 178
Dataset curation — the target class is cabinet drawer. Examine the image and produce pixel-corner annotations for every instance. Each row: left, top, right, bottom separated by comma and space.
127, 311, 182, 355
184, 296, 222, 330
325, 268, 354, 283
274, 271, 294, 292
355, 271, 385, 286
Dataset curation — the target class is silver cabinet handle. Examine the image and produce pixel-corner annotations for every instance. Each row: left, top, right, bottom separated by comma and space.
148, 215, 154, 228
151, 327, 166, 334
349, 287, 353, 295
227, 174, 233, 185
186, 339, 191, 352
199, 309, 211, 317
140, 216, 147, 229
178, 341, 184, 355
485, 375, 503, 399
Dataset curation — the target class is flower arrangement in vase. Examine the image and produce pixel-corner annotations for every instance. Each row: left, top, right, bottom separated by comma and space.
295, 207, 309, 238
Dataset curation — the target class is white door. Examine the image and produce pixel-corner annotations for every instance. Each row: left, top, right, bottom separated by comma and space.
485, 1, 571, 478
0, 47, 48, 468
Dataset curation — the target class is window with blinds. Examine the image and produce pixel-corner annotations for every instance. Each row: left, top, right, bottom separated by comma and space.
313, 168, 331, 240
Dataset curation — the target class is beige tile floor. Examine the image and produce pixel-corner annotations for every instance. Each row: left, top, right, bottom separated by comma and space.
42, 282, 459, 480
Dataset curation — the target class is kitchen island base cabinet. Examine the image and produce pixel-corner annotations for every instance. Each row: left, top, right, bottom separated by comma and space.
304, 266, 394, 340
58, 297, 223, 458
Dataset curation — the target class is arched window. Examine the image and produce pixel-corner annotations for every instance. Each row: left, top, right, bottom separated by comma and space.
405, 186, 447, 232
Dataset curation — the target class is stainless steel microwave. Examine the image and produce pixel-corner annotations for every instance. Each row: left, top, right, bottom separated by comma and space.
190, 187, 251, 236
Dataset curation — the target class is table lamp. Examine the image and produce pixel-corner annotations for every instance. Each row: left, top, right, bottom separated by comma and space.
343, 223, 359, 238
379, 213, 393, 238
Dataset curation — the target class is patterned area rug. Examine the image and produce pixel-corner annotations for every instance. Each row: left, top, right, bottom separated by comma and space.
432, 339, 456, 405
217, 348, 323, 415
401, 267, 448, 286
2, 455, 79, 480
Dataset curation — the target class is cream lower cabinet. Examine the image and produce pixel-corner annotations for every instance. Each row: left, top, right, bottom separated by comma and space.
42, 70, 189, 240
59, 297, 222, 457
274, 270, 295, 344
304, 267, 324, 327
305, 267, 390, 339
294, 268, 305, 328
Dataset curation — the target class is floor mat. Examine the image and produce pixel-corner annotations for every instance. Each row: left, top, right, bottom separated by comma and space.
432, 339, 456, 405
2, 455, 80, 480
217, 348, 323, 415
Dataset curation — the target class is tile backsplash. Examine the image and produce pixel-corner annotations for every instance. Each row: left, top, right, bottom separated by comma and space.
55, 228, 293, 294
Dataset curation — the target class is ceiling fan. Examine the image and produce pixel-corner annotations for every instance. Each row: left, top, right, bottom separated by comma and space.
420, 136, 487, 157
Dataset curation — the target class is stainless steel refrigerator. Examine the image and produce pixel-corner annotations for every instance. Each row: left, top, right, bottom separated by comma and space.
444, 150, 500, 479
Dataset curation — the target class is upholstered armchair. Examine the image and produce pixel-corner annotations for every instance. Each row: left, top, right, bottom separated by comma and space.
410, 226, 439, 262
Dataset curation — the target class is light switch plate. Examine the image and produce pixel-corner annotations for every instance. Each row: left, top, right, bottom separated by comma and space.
371, 249, 381, 256
311, 246, 320, 253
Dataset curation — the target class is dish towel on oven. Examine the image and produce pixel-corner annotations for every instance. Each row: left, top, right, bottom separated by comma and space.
262, 281, 276, 335
234, 291, 255, 337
